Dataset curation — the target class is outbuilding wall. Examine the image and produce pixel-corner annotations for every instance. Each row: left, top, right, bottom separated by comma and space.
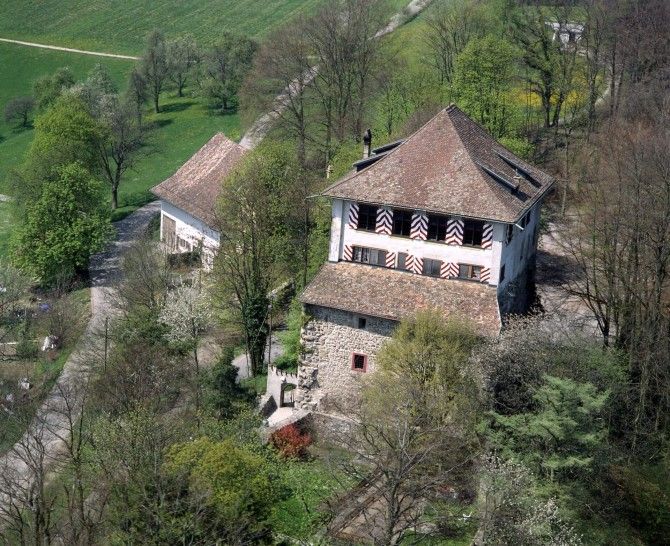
160, 200, 220, 269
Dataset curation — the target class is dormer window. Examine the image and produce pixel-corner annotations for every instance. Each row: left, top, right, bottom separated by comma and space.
357, 204, 378, 231
462, 220, 484, 247
427, 214, 448, 241
392, 209, 412, 236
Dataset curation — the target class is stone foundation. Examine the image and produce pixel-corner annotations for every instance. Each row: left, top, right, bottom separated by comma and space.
295, 305, 396, 413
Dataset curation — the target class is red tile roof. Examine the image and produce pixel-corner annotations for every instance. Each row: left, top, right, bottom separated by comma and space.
300, 261, 501, 336
151, 133, 246, 227
322, 105, 554, 224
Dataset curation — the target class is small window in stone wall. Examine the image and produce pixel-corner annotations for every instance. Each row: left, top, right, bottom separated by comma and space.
352, 353, 368, 372
357, 317, 367, 329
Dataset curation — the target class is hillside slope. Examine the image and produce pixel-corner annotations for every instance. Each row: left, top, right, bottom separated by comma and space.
0, 0, 335, 55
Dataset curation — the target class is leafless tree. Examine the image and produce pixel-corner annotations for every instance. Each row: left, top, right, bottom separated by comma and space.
4, 96, 35, 128
140, 30, 169, 113
564, 101, 670, 449
167, 34, 200, 98
242, 23, 314, 166
424, 0, 484, 85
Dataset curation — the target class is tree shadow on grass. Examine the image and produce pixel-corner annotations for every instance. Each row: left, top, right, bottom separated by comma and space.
159, 101, 196, 114
147, 118, 173, 130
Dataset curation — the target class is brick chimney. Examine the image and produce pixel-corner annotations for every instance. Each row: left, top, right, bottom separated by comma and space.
363, 128, 372, 159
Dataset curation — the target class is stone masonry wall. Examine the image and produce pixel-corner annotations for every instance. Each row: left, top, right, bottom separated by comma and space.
295, 305, 396, 414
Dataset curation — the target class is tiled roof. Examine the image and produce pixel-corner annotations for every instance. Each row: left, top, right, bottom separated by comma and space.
151, 133, 246, 227
322, 105, 554, 224
300, 262, 501, 336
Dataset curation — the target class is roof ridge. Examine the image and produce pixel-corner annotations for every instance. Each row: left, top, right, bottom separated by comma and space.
321, 107, 451, 195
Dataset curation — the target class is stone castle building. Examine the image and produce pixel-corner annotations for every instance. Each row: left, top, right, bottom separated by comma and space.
295, 105, 554, 413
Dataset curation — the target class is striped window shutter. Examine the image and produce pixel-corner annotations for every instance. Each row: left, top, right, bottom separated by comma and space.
343, 245, 353, 261
348, 202, 359, 229
376, 207, 392, 235
385, 251, 396, 268
410, 212, 428, 240
406, 255, 423, 274
481, 223, 493, 249
480, 267, 491, 283
441, 262, 458, 279
446, 218, 464, 245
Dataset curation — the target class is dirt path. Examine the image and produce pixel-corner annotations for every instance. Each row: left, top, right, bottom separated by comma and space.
239, 0, 434, 150
0, 38, 138, 60
0, 202, 159, 518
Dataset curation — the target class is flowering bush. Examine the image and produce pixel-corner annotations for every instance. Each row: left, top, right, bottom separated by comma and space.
270, 423, 311, 460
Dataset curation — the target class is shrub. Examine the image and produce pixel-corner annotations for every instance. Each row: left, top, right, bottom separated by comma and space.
270, 423, 311, 460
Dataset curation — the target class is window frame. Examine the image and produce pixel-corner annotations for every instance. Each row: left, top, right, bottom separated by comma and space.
357, 204, 378, 232
458, 263, 482, 281
426, 214, 449, 242
351, 352, 368, 373
462, 219, 485, 247
391, 209, 413, 237
352, 246, 387, 267
422, 258, 443, 278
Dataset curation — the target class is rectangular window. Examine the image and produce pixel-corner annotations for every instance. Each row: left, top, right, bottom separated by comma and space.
462, 219, 484, 247
520, 210, 532, 229
392, 209, 412, 237
357, 204, 378, 231
352, 246, 386, 266
458, 263, 482, 281
351, 353, 368, 372
422, 258, 442, 278
357, 317, 367, 329
397, 252, 409, 271
499, 264, 506, 282
427, 214, 448, 241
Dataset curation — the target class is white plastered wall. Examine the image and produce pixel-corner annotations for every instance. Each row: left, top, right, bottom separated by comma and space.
160, 200, 221, 270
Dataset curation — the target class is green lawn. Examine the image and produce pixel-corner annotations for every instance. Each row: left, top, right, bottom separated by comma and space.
0, 0, 334, 55
0, 42, 134, 193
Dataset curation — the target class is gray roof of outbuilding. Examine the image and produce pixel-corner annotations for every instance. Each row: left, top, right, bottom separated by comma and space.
322, 105, 554, 224
300, 261, 502, 336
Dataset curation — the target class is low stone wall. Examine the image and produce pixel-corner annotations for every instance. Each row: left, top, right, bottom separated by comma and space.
295, 305, 396, 413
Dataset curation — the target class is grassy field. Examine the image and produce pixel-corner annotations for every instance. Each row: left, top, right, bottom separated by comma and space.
0, 41, 240, 253
0, 42, 134, 192
0, 0, 334, 55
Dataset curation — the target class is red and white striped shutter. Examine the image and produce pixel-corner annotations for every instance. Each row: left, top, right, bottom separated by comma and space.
410, 212, 428, 240
348, 202, 359, 229
406, 255, 423, 274
376, 207, 392, 235
481, 223, 493, 249
343, 245, 353, 261
446, 218, 464, 245
446, 262, 459, 278
385, 251, 396, 268
480, 267, 491, 283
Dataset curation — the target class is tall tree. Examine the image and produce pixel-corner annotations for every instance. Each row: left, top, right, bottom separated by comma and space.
214, 143, 307, 376
329, 313, 481, 545
452, 36, 517, 138
141, 30, 169, 113
242, 23, 313, 166
167, 34, 200, 97
96, 95, 142, 209
16, 95, 104, 209
12, 163, 111, 285
424, 0, 485, 84
3, 96, 35, 128
32, 66, 75, 111
126, 67, 149, 125
201, 33, 256, 112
